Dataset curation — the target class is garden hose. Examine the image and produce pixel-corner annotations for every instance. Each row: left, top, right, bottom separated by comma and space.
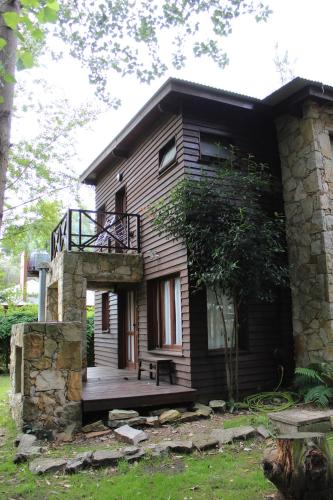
245, 391, 296, 413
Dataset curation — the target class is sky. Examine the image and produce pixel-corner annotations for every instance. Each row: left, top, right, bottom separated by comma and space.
12, 0, 333, 208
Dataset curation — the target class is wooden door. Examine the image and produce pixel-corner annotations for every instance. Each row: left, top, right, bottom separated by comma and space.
125, 290, 137, 368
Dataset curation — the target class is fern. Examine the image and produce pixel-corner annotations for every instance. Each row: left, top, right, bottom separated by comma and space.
294, 367, 324, 385
294, 364, 333, 408
304, 385, 333, 408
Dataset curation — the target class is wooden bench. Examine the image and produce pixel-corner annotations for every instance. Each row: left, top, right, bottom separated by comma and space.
137, 356, 173, 386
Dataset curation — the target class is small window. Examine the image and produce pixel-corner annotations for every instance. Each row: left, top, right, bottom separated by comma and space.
101, 292, 110, 332
207, 287, 235, 350
200, 133, 231, 161
159, 137, 177, 173
148, 275, 182, 350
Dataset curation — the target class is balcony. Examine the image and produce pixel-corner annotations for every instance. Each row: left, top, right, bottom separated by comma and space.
51, 209, 141, 260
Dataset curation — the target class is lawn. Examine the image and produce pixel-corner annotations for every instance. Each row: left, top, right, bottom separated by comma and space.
0, 375, 277, 499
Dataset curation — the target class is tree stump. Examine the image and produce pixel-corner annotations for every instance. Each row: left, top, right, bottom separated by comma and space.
262, 433, 333, 500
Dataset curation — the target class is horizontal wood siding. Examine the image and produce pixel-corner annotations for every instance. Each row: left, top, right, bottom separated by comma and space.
94, 112, 192, 386
182, 103, 293, 397
94, 292, 118, 367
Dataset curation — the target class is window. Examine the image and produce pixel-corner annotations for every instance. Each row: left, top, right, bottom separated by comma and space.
148, 275, 182, 349
101, 292, 110, 331
159, 137, 177, 173
200, 133, 231, 161
207, 287, 235, 350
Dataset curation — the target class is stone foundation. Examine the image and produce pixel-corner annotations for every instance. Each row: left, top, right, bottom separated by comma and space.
10, 322, 82, 432
276, 100, 333, 365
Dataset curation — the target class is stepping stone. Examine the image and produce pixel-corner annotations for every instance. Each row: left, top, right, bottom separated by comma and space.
167, 440, 193, 453
92, 450, 125, 467
108, 417, 146, 429
114, 425, 148, 445
210, 429, 234, 445
66, 452, 92, 474
145, 416, 159, 427
108, 410, 139, 421
179, 412, 199, 423
123, 446, 140, 456
209, 400, 227, 412
145, 443, 170, 457
82, 420, 108, 433
193, 435, 218, 451
211, 426, 256, 445
30, 458, 68, 475
125, 449, 146, 462
231, 426, 256, 440
159, 409, 181, 424
257, 425, 270, 439
193, 403, 213, 418
14, 434, 42, 463
268, 409, 333, 434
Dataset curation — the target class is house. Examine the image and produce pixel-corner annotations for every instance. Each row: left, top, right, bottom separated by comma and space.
10, 77, 333, 432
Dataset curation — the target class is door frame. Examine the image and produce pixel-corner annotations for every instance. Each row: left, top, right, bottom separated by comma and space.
118, 289, 138, 369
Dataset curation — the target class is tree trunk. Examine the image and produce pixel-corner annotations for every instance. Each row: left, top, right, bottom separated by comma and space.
262, 432, 333, 500
0, 0, 19, 232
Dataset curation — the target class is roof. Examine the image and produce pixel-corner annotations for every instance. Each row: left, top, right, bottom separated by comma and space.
80, 76, 333, 185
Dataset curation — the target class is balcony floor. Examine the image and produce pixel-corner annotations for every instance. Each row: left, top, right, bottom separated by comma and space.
82, 366, 197, 412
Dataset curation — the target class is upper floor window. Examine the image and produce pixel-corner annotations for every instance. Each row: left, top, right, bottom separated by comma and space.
159, 137, 177, 173
200, 133, 231, 161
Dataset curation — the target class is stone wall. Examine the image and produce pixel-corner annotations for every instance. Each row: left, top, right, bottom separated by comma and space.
46, 251, 143, 377
10, 322, 82, 432
276, 99, 333, 365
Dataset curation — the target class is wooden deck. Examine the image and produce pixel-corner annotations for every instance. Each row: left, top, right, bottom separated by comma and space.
82, 366, 197, 412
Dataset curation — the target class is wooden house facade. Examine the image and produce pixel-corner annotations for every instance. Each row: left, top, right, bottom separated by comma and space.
79, 78, 297, 400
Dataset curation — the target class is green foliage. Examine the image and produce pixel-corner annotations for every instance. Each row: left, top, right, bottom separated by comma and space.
86, 312, 95, 367
152, 150, 289, 402
303, 385, 333, 407
152, 151, 288, 303
56, 0, 271, 104
294, 363, 333, 408
1, 199, 63, 255
1, 79, 100, 255
0, 305, 38, 372
294, 366, 324, 386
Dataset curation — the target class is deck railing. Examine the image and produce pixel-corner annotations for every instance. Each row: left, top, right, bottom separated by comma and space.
51, 209, 141, 260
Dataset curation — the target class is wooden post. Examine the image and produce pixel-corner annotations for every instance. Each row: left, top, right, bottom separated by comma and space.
262, 432, 333, 500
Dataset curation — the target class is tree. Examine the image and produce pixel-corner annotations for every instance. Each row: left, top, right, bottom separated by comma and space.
0, 0, 272, 232
152, 151, 289, 401
0, 77, 99, 256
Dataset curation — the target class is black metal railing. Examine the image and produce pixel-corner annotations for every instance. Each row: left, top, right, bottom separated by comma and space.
51, 209, 141, 260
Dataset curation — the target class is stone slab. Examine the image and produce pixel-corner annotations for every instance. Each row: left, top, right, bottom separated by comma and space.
92, 450, 124, 467
108, 409, 139, 421
193, 436, 218, 451
114, 425, 148, 445
30, 458, 68, 475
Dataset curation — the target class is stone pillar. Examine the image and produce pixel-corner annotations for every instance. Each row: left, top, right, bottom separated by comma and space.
58, 273, 87, 380
276, 100, 333, 365
46, 284, 58, 321
10, 322, 82, 432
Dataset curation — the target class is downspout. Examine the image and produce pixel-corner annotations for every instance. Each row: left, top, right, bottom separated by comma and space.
37, 262, 49, 321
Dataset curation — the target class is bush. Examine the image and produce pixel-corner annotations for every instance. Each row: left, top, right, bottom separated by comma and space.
86, 310, 95, 367
0, 305, 95, 371
294, 363, 333, 407
0, 305, 38, 373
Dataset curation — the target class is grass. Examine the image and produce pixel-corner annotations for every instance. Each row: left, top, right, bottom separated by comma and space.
0, 375, 280, 499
